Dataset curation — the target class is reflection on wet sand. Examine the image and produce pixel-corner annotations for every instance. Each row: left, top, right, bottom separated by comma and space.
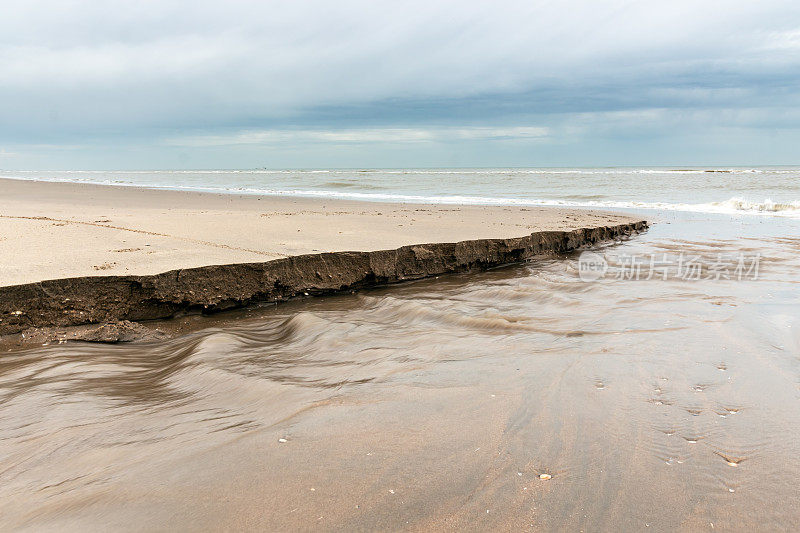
2, 213, 800, 530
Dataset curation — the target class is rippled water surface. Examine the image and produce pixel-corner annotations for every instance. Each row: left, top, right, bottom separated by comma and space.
3, 167, 800, 217
2, 211, 800, 530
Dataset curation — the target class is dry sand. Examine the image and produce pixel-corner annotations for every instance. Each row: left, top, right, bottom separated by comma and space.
0, 178, 638, 286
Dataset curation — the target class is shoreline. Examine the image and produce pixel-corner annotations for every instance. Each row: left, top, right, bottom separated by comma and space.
0, 178, 647, 342
3, 171, 799, 220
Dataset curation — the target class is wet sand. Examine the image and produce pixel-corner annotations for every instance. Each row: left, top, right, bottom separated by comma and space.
2, 211, 800, 531
0, 178, 637, 286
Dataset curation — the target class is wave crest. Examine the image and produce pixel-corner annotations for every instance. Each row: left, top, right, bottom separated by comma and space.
710, 197, 800, 214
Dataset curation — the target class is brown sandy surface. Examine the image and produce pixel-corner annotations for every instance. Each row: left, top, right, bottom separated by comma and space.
0, 178, 637, 286
3, 181, 800, 531
4, 249, 799, 531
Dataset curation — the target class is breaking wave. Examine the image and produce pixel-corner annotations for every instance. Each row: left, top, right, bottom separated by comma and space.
708, 197, 800, 214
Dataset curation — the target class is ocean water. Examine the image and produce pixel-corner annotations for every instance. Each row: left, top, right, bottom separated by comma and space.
1, 169, 800, 530
2, 167, 800, 217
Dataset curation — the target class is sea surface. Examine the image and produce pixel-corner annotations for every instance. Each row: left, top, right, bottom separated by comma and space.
2, 167, 800, 217
1, 168, 800, 530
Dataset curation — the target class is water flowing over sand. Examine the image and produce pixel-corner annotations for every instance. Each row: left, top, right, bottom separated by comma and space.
2, 210, 800, 530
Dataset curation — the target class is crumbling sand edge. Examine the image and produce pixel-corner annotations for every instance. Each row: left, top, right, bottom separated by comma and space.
0, 221, 646, 341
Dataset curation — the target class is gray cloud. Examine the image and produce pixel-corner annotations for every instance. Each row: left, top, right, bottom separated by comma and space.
1, 0, 799, 166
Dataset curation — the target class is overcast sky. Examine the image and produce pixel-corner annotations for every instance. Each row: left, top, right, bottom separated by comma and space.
1, 0, 799, 168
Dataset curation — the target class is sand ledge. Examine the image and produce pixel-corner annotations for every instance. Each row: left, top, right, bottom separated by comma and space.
1, 177, 642, 285
0, 221, 646, 343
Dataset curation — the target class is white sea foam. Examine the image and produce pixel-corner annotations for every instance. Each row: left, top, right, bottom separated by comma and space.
229, 190, 800, 218
708, 197, 800, 214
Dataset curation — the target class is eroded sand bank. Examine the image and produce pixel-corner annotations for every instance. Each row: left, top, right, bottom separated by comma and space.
0, 178, 641, 285
0, 178, 645, 339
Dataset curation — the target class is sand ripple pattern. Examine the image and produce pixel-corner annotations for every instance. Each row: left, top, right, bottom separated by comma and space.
2, 212, 800, 529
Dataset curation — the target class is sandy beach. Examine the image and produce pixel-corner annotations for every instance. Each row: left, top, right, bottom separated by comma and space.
3, 0, 799, 529
2, 174, 800, 531
0, 178, 639, 287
